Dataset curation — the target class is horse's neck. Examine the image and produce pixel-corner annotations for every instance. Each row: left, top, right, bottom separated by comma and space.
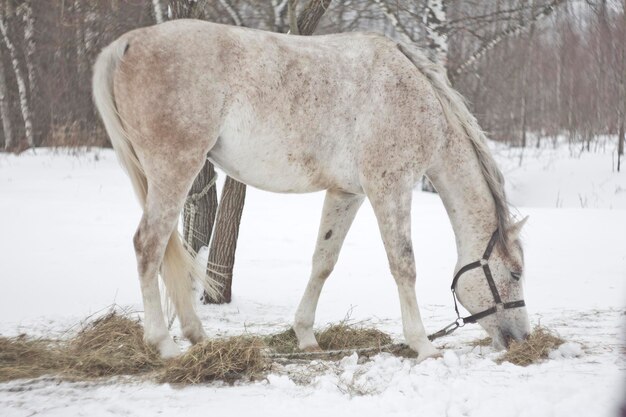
428, 135, 498, 264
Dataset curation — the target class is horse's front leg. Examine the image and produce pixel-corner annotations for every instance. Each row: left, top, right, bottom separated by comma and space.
366, 185, 440, 362
293, 190, 364, 351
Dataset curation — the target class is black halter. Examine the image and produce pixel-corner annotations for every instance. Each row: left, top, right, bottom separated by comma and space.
428, 230, 526, 341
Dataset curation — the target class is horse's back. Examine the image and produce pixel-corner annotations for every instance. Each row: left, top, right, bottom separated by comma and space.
112, 20, 447, 194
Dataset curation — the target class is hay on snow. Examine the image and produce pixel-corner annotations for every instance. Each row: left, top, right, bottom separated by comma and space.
0, 311, 567, 384
264, 322, 393, 356
160, 337, 267, 384
498, 326, 565, 366
68, 312, 163, 377
469, 325, 565, 366
0, 336, 66, 382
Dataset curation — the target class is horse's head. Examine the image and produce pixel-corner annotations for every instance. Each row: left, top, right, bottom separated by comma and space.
454, 218, 531, 350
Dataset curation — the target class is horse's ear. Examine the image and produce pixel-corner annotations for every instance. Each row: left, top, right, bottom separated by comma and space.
507, 216, 529, 241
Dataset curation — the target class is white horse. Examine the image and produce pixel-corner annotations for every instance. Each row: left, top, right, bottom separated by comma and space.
93, 20, 530, 362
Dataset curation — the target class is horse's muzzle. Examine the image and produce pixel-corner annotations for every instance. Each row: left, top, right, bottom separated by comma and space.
497, 327, 530, 349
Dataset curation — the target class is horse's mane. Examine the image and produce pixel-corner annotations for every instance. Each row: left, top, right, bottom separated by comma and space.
397, 43, 512, 255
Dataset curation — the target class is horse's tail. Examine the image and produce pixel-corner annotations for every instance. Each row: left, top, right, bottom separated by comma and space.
92, 39, 218, 319
92, 39, 147, 205
397, 43, 511, 249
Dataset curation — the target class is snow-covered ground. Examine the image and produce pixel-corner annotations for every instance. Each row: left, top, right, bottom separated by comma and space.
0, 142, 624, 417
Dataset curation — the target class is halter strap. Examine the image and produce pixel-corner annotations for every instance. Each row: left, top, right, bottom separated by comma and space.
427, 229, 527, 341
432, 229, 526, 341
451, 229, 499, 290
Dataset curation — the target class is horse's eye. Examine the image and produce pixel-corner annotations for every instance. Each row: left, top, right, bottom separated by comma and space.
510, 271, 522, 281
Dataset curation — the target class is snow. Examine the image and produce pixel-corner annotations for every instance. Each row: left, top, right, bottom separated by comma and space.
0, 143, 625, 417
493, 137, 626, 209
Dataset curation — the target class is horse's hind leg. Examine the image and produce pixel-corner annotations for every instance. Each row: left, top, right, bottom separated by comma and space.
293, 190, 364, 350
364, 184, 439, 362
134, 195, 182, 358
134, 166, 208, 357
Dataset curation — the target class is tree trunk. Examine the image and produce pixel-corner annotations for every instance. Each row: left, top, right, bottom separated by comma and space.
168, 0, 206, 19
618, 119, 623, 172
372, 0, 415, 44
423, 0, 448, 66
520, 0, 536, 155
21, 2, 35, 101
0, 12, 34, 149
201, 177, 246, 304
618, 0, 626, 172
288, 0, 300, 34
152, 0, 165, 24
296, 0, 331, 35
183, 161, 218, 253
218, 0, 243, 26
0, 43, 12, 151
270, 0, 288, 32
21, 1, 48, 147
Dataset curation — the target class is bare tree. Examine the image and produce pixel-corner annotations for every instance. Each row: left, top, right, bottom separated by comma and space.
424, 0, 448, 65
0, 0, 621, 174
218, 0, 243, 26
152, 0, 165, 24
0, 42, 11, 150
617, 0, 626, 172
271, 0, 289, 31
183, 163, 219, 255
0, 5, 33, 149
201, 176, 246, 303
297, 0, 332, 35
449, 0, 567, 81
372, 0, 416, 44
519, 0, 538, 153
288, 0, 300, 34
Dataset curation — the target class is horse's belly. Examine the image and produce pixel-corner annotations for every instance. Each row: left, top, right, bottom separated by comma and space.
208, 136, 358, 194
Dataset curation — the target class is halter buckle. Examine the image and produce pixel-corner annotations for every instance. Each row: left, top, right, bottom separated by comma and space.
441, 320, 460, 335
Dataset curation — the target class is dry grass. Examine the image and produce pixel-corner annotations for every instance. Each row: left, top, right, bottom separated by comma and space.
0, 336, 66, 382
317, 323, 392, 351
67, 313, 163, 377
0, 312, 163, 382
0, 312, 267, 385
498, 326, 565, 366
264, 323, 393, 357
0, 311, 567, 385
160, 337, 267, 384
264, 327, 300, 354
469, 336, 493, 347
469, 326, 565, 366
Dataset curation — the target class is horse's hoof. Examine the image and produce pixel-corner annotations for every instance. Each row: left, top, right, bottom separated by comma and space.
183, 324, 207, 344
158, 339, 181, 359
416, 348, 442, 363
301, 345, 323, 353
